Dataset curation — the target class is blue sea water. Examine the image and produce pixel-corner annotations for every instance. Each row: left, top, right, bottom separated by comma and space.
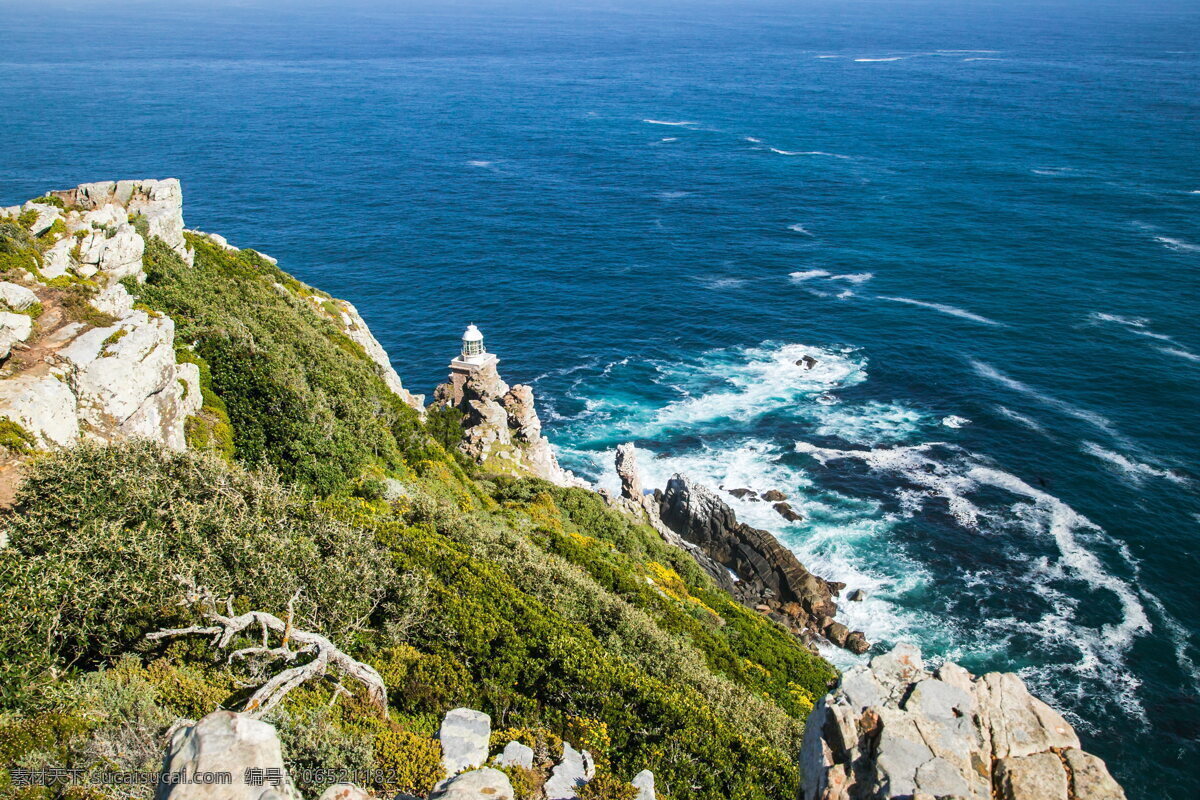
2, 0, 1198, 795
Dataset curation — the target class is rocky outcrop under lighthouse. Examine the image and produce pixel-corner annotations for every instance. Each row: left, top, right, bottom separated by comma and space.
433, 358, 584, 488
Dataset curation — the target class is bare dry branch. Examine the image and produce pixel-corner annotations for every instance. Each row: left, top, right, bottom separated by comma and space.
146, 584, 387, 718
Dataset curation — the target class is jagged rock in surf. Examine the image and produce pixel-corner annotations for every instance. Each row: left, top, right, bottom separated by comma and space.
658, 473, 868, 653
773, 501, 804, 521
801, 643, 1126, 800
608, 445, 736, 593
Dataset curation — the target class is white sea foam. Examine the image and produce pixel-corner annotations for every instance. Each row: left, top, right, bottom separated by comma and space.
879, 295, 1003, 326
831, 272, 873, 284
593, 438, 929, 667
789, 436, 1153, 717
1155, 236, 1200, 252
942, 415, 971, 428
971, 360, 1124, 440
702, 277, 749, 290
813, 401, 924, 445
770, 148, 851, 159
855, 57, 904, 62
643, 119, 696, 126
996, 405, 1051, 436
649, 344, 866, 430
795, 441, 984, 528
467, 160, 493, 167
656, 190, 691, 199
1082, 442, 1186, 485
744, 136, 763, 143
967, 466, 1151, 655
659, 137, 678, 142
788, 223, 813, 234
836, 290, 854, 299
1160, 346, 1200, 362
789, 269, 831, 281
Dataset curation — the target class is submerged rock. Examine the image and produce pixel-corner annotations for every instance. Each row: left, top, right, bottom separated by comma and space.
773, 501, 803, 522
801, 644, 1125, 800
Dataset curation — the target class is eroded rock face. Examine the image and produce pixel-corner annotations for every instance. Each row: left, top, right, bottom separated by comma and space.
326, 298, 423, 411
54, 178, 192, 265
658, 473, 867, 653
156, 711, 301, 800
608, 445, 736, 593
801, 644, 1126, 800
434, 360, 584, 488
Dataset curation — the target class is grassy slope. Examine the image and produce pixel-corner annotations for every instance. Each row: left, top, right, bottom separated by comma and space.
0, 234, 835, 800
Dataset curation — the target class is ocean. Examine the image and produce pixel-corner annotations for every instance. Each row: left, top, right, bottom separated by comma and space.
2, 0, 1198, 795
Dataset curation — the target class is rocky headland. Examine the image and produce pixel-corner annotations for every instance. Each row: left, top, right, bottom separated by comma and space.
0, 180, 1126, 800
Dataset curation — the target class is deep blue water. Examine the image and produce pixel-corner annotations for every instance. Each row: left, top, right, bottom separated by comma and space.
2, 0, 1198, 795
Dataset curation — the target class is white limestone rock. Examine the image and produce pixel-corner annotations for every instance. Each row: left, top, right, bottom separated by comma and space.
800, 644, 1124, 800
439, 707, 491, 777
49, 311, 193, 450
0, 282, 40, 312
22, 202, 60, 236
76, 224, 145, 281
90, 282, 136, 318
0, 312, 33, 360
493, 740, 535, 770
156, 710, 301, 800
54, 178, 188, 262
0, 372, 79, 447
543, 742, 594, 800
41, 237, 74, 280
632, 769, 656, 800
429, 768, 514, 800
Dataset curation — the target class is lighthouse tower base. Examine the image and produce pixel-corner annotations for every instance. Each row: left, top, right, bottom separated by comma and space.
440, 352, 499, 407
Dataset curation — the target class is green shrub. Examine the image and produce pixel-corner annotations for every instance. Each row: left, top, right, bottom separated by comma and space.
134, 235, 430, 496
0, 418, 36, 455
580, 772, 640, 800
28, 195, 65, 209
0, 442, 397, 698
371, 725, 444, 797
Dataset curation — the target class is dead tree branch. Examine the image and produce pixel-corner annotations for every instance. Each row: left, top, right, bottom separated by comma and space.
146, 583, 386, 718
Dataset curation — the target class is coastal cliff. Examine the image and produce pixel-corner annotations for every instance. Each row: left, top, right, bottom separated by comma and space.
0, 182, 1125, 800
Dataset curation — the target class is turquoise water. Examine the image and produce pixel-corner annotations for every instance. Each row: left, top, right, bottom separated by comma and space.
2, 0, 1198, 795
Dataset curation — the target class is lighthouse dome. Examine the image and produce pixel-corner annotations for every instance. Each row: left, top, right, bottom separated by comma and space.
463, 324, 484, 342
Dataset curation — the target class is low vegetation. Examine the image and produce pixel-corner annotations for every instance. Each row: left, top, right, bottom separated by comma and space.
0, 228, 836, 800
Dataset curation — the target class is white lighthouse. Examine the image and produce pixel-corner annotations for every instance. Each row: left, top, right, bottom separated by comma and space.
439, 324, 500, 407
450, 324, 497, 370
